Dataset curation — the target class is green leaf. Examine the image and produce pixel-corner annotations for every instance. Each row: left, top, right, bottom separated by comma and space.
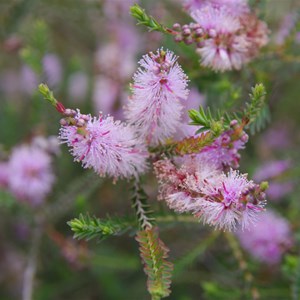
130, 4, 169, 33
136, 227, 173, 299
67, 213, 132, 242
243, 83, 268, 133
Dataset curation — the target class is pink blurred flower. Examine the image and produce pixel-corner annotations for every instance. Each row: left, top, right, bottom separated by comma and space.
254, 160, 291, 182
67, 71, 89, 103
8, 145, 55, 205
275, 13, 298, 45
20, 66, 38, 95
236, 211, 293, 264
42, 53, 62, 88
125, 49, 189, 145
32, 135, 61, 156
267, 182, 294, 201
254, 160, 293, 201
0, 162, 9, 188
93, 75, 120, 116
59, 110, 148, 179
103, 0, 137, 19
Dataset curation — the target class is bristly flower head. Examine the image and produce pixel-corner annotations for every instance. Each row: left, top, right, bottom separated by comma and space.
187, 3, 269, 72
59, 109, 148, 179
154, 155, 266, 231
125, 48, 189, 145
236, 211, 293, 264
8, 145, 55, 205
184, 0, 249, 17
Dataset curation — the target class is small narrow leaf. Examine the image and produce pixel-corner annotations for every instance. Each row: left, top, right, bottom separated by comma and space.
130, 4, 170, 34
136, 227, 173, 299
67, 213, 132, 242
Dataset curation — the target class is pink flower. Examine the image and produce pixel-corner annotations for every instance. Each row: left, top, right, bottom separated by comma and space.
42, 54, 62, 88
200, 128, 248, 170
275, 13, 298, 45
93, 75, 121, 116
59, 110, 148, 179
154, 156, 266, 231
190, 4, 268, 71
253, 160, 293, 201
125, 49, 189, 145
8, 145, 55, 205
184, 0, 249, 17
198, 170, 264, 231
254, 160, 291, 182
0, 162, 9, 188
67, 71, 88, 103
236, 211, 293, 264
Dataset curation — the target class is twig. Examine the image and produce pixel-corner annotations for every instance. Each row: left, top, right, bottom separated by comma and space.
22, 214, 44, 300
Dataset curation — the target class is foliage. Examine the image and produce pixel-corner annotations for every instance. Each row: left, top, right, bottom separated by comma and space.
189, 83, 268, 135
130, 4, 170, 34
68, 213, 132, 242
136, 227, 173, 300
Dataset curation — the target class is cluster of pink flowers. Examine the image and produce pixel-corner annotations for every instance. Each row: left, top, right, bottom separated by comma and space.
176, 0, 269, 71
59, 108, 148, 179
0, 137, 56, 206
55, 47, 268, 231
236, 211, 293, 264
154, 154, 266, 231
125, 49, 189, 145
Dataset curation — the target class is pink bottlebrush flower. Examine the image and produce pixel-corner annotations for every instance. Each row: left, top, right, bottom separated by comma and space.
8, 145, 55, 205
184, 0, 249, 17
154, 156, 218, 213
236, 211, 293, 264
154, 156, 266, 231
59, 110, 148, 179
200, 128, 248, 170
125, 49, 189, 145
191, 6, 250, 71
198, 170, 265, 231
0, 162, 9, 188
190, 4, 268, 72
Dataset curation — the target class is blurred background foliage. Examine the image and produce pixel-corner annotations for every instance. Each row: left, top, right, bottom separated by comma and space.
0, 0, 300, 299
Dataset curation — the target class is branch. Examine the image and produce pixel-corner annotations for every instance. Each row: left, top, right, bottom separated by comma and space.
131, 179, 155, 230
